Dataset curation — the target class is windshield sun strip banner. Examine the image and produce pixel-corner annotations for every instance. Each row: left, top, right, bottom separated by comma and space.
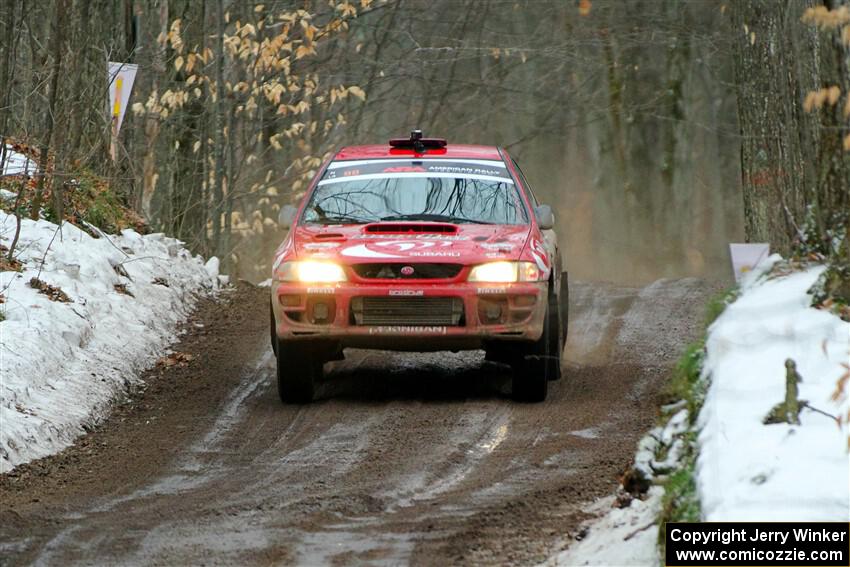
327, 158, 507, 170
323, 159, 513, 183
317, 171, 514, 186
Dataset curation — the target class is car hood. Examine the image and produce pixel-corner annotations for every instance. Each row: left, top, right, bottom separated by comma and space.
291, 223, 531, 264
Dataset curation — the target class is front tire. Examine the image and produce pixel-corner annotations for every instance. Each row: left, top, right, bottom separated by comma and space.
512, 287, 562, 401
276, 340, 319, 404
545, 284, 565, 382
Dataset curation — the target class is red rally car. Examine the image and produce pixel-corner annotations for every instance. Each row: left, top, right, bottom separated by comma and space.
270, 131, 568, 403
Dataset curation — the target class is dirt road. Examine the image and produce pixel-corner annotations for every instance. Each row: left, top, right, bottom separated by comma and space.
0, 278, 718, 566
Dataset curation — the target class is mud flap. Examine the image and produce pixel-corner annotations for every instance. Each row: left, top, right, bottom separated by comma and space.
559, 271, 569, 346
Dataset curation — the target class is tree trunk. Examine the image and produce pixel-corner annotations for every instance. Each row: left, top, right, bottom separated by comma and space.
68, 0, 93, 160
735, 0, 850, 268
30, 0, 68, 221
140, 0, 168, 217
814, 0, 850, 241
211, 0, 226, 254
733, 0, 812, 253
0, 0, 18, 172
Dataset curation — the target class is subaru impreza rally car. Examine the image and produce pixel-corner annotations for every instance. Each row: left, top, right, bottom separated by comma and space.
270, 131, 568, 403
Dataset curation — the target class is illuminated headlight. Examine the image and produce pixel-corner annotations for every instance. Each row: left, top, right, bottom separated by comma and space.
280, 261, 347, 283
467, 261, 540, 283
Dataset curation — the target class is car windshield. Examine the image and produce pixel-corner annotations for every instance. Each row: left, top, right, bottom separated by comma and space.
302, 159, 528, 225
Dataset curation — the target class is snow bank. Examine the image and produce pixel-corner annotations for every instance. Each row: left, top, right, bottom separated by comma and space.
697, 258, 850, 521
0, 211, 220, 472
545, 404, 691, 567
544, 487, 663, 567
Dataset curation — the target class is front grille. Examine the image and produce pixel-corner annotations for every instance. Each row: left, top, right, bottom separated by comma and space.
351, 296, 464, 326
351, 263, 463, 280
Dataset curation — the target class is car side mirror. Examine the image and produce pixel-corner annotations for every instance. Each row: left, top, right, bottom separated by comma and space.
278, 205, 298, 229
535, 204, 555, 230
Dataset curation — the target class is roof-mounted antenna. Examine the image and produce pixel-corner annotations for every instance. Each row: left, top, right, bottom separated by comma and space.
388, 130, 447, 153
410, 129, 425, 153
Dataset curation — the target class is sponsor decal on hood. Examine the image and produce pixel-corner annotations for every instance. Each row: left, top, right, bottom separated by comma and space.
292, 224, 534, 264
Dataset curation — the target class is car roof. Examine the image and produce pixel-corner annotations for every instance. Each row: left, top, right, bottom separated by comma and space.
334, 144, 504, 161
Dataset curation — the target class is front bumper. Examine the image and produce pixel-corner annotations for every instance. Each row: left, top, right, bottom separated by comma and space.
271, 280, 548, 351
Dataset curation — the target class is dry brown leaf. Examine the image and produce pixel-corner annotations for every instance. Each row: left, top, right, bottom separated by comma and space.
29, 278, 71, 302
156, 352, 195, 369
828, 85, 841, 105
804, 91, 817, 112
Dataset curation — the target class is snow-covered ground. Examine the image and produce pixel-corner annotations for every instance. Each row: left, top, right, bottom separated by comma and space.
698, 257, 850, 520
0, 210, 222, 473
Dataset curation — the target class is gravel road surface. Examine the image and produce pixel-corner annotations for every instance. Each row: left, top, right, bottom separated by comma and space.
0, 278, 718, 566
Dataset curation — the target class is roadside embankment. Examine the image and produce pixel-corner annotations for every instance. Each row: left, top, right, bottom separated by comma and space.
0, 210, 222, 472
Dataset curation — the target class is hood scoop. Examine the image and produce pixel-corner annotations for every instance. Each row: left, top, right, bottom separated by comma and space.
364, 222, 457, 234
313, 232, 346, 240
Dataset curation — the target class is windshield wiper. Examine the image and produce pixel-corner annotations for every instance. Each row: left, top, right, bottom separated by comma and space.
309, 206, 373, 224
380, 213, 491, 225
311, 213, 373, 225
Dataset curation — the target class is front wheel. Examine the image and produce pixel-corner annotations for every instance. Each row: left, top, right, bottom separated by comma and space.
512, 287, 562, 401
276, 340, 320, 404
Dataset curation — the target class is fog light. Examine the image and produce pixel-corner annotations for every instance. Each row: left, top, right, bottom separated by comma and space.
486, 303, 502, 321
479, 298, 507, 324
279, 294, 301, 307
313, 302, 329, 321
